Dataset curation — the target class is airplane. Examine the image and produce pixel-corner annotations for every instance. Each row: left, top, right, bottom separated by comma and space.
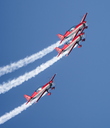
57, 13, 88, 44
55, 33, 85, 56
24, 74, 56, 104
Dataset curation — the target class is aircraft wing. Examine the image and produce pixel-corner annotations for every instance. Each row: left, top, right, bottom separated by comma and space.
72, 30, 79, 39
66, 43, 77, 56
36, 90, 47, 103
80, 13, 88, 23
50, 74, 56, 81
80, 26, 86, 33
72, 23, 86, 40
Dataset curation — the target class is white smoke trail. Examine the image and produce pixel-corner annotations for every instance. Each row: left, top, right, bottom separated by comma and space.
0, 52, 66, 94
0, 40, 67, 77
0, 102, 30, 124
0, 95, 40, 125
0, 89, 47, 124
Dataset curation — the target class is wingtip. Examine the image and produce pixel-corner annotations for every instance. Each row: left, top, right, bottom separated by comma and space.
54, 74, 57, 77
51, 74, 56, 81
53, 74, 56, 78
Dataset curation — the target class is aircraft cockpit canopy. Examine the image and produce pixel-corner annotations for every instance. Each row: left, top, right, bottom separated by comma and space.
35, 87, 42, 92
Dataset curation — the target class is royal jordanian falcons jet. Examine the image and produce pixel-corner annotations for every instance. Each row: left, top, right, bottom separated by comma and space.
24, 74, 56, 104
57, 13, 88, 44
55, 33, 85, 56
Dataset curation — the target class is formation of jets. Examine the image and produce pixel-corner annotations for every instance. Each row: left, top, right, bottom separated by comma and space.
55, 32, 85, 56
55, 13, 88, 56
24, 13, 88, 104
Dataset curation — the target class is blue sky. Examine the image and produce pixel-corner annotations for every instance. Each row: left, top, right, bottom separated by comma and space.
0, 0, 110, 127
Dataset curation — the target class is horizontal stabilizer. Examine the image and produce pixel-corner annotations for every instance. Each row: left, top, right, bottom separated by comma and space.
55, 47, 62, 53
57, 34, 64, 40
24, 94, 31, 101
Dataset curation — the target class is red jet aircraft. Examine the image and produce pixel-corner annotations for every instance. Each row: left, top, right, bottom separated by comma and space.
55, 33, 85, 56
57, 13, 88, 44
24, 74, 56, 104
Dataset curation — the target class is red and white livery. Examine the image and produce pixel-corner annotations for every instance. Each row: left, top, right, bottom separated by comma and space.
24, 74, 56, 104
55, 33, 85, 56
57, 13, 88, 44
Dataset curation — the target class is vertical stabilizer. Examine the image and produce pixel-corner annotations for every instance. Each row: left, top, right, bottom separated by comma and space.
55, 47, 62, 53
57, 34, 64, 40
24, 94, 31, 101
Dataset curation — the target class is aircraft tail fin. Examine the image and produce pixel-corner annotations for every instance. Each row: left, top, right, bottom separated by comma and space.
24, 94, 31, 101
55, 47, 62, 54
57, 34, 64, 40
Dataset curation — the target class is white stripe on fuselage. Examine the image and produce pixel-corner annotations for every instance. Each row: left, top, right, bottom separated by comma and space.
64, 36, 82, 52
32, 83, 52, 101
67, 24, 84, 38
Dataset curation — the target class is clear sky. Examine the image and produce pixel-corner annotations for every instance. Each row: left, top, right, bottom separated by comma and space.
0, 0, 110, 127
